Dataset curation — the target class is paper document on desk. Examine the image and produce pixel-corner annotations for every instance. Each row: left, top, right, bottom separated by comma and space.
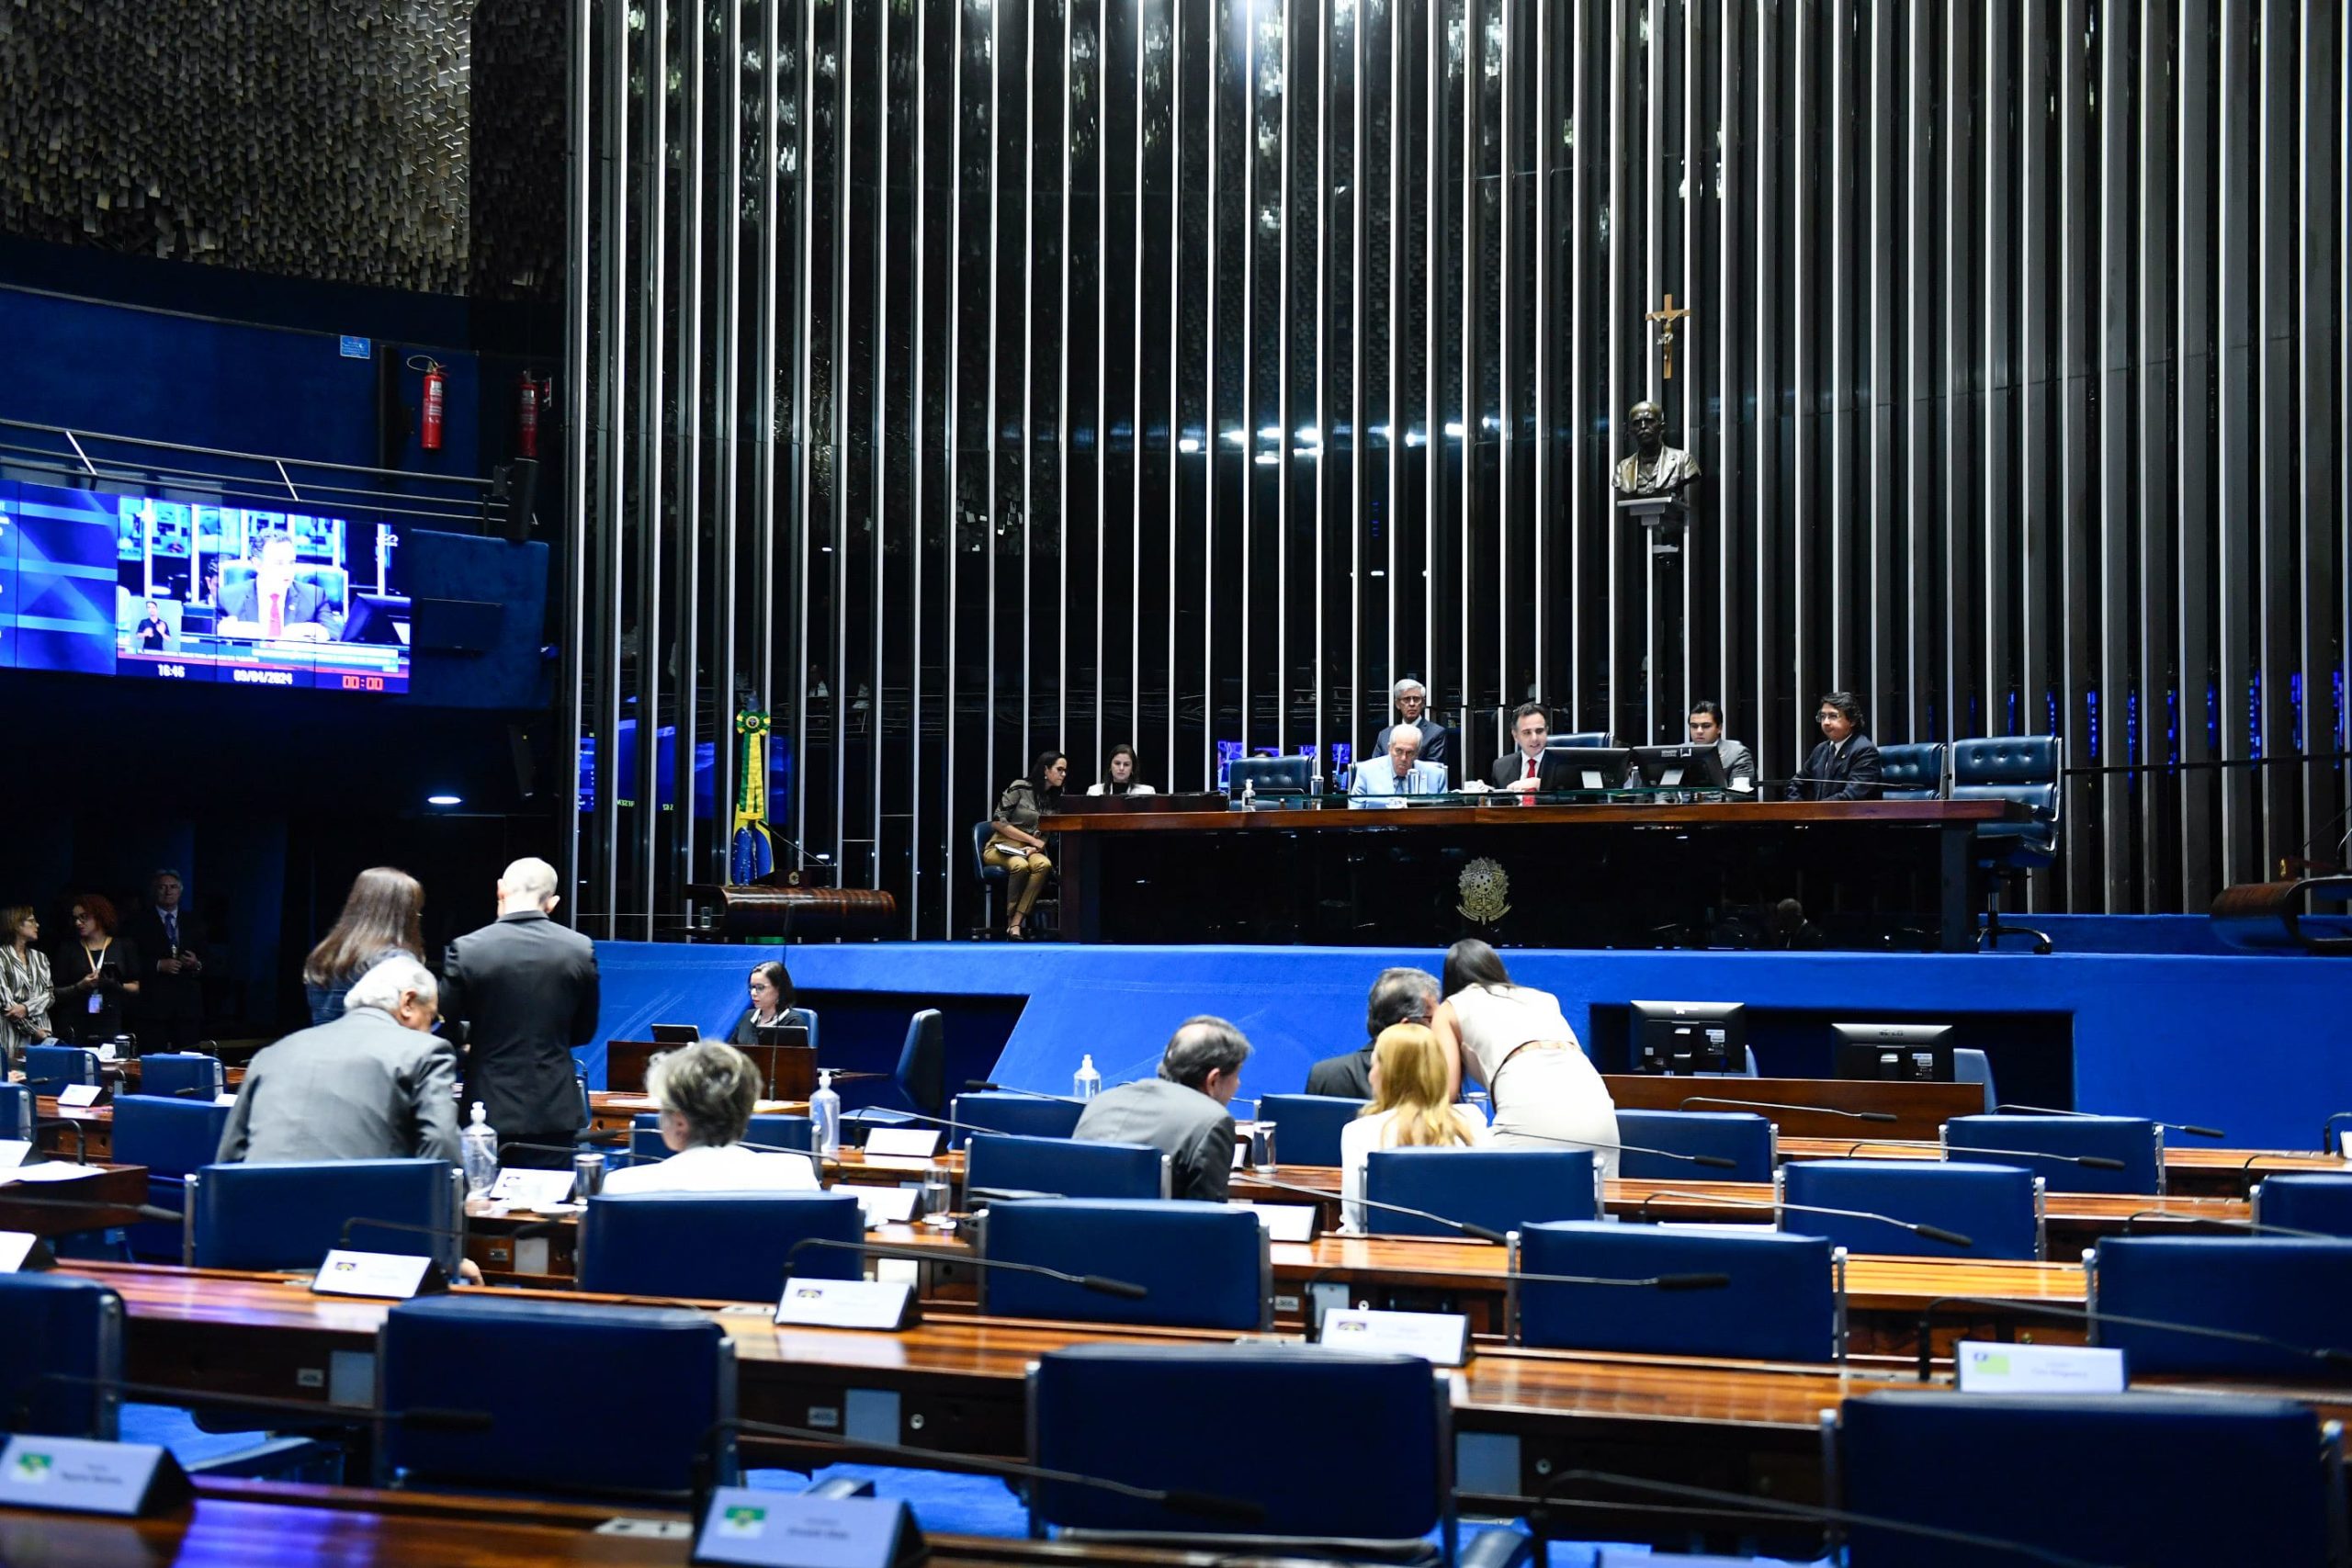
0, 1162, 108, 1184
0, 1141, 30, 1170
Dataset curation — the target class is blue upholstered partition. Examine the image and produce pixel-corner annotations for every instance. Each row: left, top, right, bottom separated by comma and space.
136, 1053, 227, 1100
1515, 1222, 1840, 1362
966, 1133, 1167, 1201
979, 1200, 1268, 1330
1253, 1093, 1367, 1168
1943, 1112, 2163, 1195
1837, 1392, 2340, 1568
1363, 1148, 1597, 1238
577, 1190, 864, 1303
2254, 1174, 2352, 1238
379, 1295, 735, 1496
0, 1274, 123, 1438
2088, 1236, 2352, 1378
1612, 1110, 1776, 1183
22, 1045, 100, 1096
0, 1084, 30, 1141
109, 1095, 233, 1259
186, 1158, 462, 1272
1780, 1159, 2041, 1260
948, 1090, 1085, 1147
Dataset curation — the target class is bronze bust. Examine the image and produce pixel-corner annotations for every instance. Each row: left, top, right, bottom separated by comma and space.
1613, 401, 1701, 497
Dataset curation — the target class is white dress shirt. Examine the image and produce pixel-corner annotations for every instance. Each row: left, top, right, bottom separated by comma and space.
600, 1140, 822, 1194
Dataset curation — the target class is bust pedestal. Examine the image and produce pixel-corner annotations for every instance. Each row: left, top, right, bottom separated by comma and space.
1617, 494, 1694, 740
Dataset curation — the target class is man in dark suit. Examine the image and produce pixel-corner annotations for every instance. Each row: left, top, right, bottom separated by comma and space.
1373, 678, 1452, 785
1487, 701, 1575, 791
219, 534, 339, 638
440, 857, 601, 1169
1304, 967, 1440, 1099
1786, 691, 1883, 801
129, 869, 207, 1050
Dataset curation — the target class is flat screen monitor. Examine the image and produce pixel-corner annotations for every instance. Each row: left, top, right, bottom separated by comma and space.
1832, 1021, 1955, 1082
650, 1023, 700, 1045
1629, 743, 1729, 790
754, 1022, 811, 1052
1629, 999, 1747, 1075
1548, 746, 1634, 791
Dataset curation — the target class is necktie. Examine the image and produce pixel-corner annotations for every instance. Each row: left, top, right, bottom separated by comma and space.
1524, 754, 1537, 781
266, 591, 285, 637
164, 911, 178, 949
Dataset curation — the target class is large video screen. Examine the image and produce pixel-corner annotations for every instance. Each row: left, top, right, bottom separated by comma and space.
0, 479, 409, 693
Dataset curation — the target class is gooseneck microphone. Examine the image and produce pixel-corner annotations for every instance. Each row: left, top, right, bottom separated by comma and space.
1994, 1103, 2225, 1139
1631, 1188, 1974, 1249
1496, 1126, 1740, 1170
780, 1235, 1148, 1300
962, 1080, 1082, 1102
1246, 1172, 1510, 1245
1679, 1096, 1899, 1124
1912, 1294, 2352, 1382
19, 1372, 492, 1437
1941, 1145, 2128, 1172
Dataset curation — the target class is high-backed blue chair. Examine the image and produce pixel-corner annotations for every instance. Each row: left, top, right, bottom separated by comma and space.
138, 1052, 227, 1100
1613, 1110, 1776, 1183
379, 1295, 737, 1499
948, 1089, 1086, 1147
1364, 1148, 1598, 1239
108, 1095, 233, 1259
1780, 1159, 2041, 1260
1514, 1222, 1843, 1363
186, 1158, 464, 1272
0, 1082, 33, 1141
0, 1274, 123, 1438
1547, 730, 1614, 750
1227, 755, 1315, 796
1028, 1345, 1465, 1561
2087, 1235, 2352, 1378
1832, 1392, 2345, 1568
628, 1112, 813, 1166
577, 1190, 864, 1303
979, 1200, 1270, 1330
967, 1132, 1170, 1201
1944, 1112, 2163, 1195
1253, 1092, 1366, 1168
23, 1043, 102, 1096
1875, 741, 1950, 800
971, 819, 1011, 931
2255, 1173, 2352, 1238
1952, 1047, 1996, 1113
1951, 734, 2063, 953
895, 1007, 946, 1113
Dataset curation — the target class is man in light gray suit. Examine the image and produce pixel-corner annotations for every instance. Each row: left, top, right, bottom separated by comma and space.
1072, 1017, 1251, 1202
217, 955, 460, 1165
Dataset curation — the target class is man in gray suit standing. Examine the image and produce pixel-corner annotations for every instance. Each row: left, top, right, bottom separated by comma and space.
217, 955, 459, 1165
1072, 1017, 1250, 1202
441, 857, 602, 1169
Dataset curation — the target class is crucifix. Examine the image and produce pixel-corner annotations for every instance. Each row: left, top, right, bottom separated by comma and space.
1647, 293, 1691, 379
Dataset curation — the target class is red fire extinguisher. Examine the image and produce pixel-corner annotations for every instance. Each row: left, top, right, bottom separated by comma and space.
516, 370, 539, 457
407, 355, 447, 453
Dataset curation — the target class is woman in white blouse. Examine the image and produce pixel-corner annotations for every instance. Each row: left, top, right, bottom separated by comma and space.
1083, 743, 1156, 796
1340, 1022, 1489, 1231
602, 1039, 821, 1194
1430, 937, 1622, 1177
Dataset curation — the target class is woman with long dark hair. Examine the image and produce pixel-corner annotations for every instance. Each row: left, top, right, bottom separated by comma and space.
1430, 937, 1620, 1175
303, 867, 427, 1024
985, 749, 1068, 940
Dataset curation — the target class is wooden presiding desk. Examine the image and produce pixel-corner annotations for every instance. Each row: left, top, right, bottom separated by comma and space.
1044, 796, 2026, 950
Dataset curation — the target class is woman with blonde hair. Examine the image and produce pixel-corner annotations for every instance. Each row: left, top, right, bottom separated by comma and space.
1338, 1022, 1489, 1232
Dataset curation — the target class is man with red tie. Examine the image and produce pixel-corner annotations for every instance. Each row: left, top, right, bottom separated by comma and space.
219, 533, 339, 641
1487, 702, 1572, 793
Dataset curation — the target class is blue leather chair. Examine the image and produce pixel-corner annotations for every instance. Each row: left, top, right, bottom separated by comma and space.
138, 1052, 227, 1100
1781, 1158, 2041, 1260
1514, 1222, 1842, 1362
895, 1007, 946, 1113
1253, 1092, 1366, 1168
108, 1095, 233, 1259
1944, 1112, 2163, 1195
0, 1274, 123, 1437
1364, 1148, 1598, 1239
628, 1112, 813, 1167
1028, 1345, 1460, 1558
1833, 1392, 2345, 1568
379, 1294, 738, 1498
948, 1089, 1085, 1147
1227, 755, 1315, 796
23, 1043, 102, 1096
1547, 730, 1614, 750
979, 1200, 1269, 1330
2087, 1235, 2352, 1378
0, 1082, 33, 1141
967, 1132, 1170, 1201
185, 1158, 465, 1272
2255, 1173, 2352, 1237
1951, 734, 2063, 953
1613, 1110, 1776, 1183
1875, 740, 1950, 800
971, 819, 1010, 931
1952, 1047, 1996, 1112
577, 1190, 864, 1303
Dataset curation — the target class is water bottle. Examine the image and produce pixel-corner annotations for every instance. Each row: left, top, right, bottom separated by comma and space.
1241, 779, 1257, 812
1073, 1055, 1102, 1100
461, 1102, 499, 1198
810, 1070, 842, 1158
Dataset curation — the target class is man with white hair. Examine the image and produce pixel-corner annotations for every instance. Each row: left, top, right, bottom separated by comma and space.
439, 857, 602, 1168
217, 954, 460, 1164
1372, 677, 1452, 785
1347, 722, 1449, 798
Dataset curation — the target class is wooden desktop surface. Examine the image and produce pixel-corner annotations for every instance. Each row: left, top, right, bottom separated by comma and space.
0, 1161, 149, 1235
1044, 798, 2020, 834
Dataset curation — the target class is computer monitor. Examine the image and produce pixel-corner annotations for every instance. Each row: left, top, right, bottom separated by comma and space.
1548, 747, 1634, 790
1832, 1021, 1955, 1082
1628, 999, 1747, 1075
1629, 743, 1728, 791
342, 592, 413, 645
754, 1021, 811, 1052
650, 1023, 700, 1045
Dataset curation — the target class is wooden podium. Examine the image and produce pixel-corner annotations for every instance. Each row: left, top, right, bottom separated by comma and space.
604, 1038, 818, 1101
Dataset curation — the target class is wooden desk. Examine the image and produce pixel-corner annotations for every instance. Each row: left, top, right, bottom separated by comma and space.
0, 1161, 150, 1235
586, 1091, 809, 1134
1600, 1075, 1985, 1142
1775, 1135, 2349, 1197
33, 1098, 114, 1162
1045, 798, 2020, 950
605, 1039, 816, 1100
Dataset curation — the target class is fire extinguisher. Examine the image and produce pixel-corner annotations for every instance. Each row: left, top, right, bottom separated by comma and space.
406, 355, 447, 453
516, 369, 539, 457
